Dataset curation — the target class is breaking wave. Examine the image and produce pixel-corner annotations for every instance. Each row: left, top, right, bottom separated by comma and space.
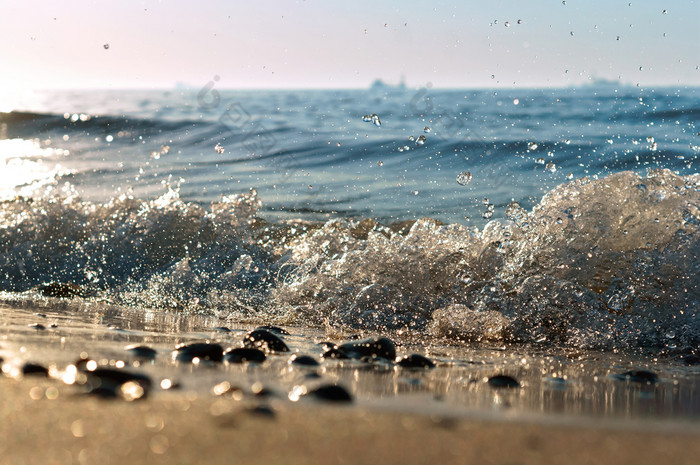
1, 169, 698, 352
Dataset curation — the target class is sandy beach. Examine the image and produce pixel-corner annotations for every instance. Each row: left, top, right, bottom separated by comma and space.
2, 376, 700, 465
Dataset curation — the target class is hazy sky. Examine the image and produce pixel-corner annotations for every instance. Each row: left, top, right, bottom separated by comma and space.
0, 0, 698, 90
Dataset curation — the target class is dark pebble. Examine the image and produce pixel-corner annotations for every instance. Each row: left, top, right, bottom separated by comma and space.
317, 341, 338, 351
487, 375, 521, 388
245, 405, 276, 418
338, 337, 396, 361
34, 313, 47, 318
86, 367, 153, 388
212, 326, 230, 333
22, 363, 49, 377
397, 354, 436, 369
28, 323, 46, 330
611, 370, 659, 384
172, 342, 224, 363
307, 384, 353, 403
223, 347, 266, 364
125, 345, 158, 360
39, 282, 86, 298
321, 346, 351, 360
243, 329, 289, 353
289, 354, 320, 367
85, 386, 120, 398
256, 325, 290, 335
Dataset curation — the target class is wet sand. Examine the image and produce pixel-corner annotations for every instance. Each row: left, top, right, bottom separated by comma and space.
2, 377, 700, 465
2, 302, 700, 464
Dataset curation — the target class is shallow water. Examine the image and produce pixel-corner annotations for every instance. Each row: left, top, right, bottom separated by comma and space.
1, 304, 699, 423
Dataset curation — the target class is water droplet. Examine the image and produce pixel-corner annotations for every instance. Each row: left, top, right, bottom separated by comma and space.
105, 135, 114, 143
566, 172, 574, 180
456, 172, 472, 185
371, 114, 381, 126
606, 138, 613, 144
650, 142, 658, 151
513, 98, 519, 105
103, 43, 110, 50
505, 201, 526, 221
570, 31, 574, 36
377, 161, 383, 166
564, 139, 571, 145
517, 19, 523, 25
505, 21, 510, 27
415, 135, 426, 145
535, 158, 545, 165
665, 330, 675, 339
362, 115, 372, 122
662, 9, 667, 14
528, 142, 539, 151
607, 294, 623, 311
639, 66, 643, 71
617, 36, 621, 41
482, 198, 490, 205
482, 210, 494, 219
215, 143, 225, 154
491, 75, 495, 79
408, 135, 415, 142
545, 162, 557, 173
424, 127, 431, 133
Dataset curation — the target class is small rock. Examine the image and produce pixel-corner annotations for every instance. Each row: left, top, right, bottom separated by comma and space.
255, 325, 290, 335
397, 354, 436, 369
22, 363, 49, 377
321, 346, 351, 360
487, 375, 521, 388
611, 370, 659, 384
289, 354, 320, 367
212, 326, 230, 333
28, 323, 46, 330
243, 329, 289, 353
223, 347, 266, 364
338, 337, 396, 361
39, 282, 86, 298
172, 342, 224, 363
307, 384, 353, 403
125, 345, 158, 360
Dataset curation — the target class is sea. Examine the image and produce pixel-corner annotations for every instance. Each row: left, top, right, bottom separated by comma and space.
1, 84, 699, 418
1, 84, 699, 349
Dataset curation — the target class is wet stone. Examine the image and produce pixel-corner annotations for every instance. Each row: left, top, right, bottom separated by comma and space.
397, 354, 436, 369
212, 326, 231, 333
307, 384, 353, 403
243, 329, 289, 354
289, 354, 320, 367
125, 345, 158, 360
245, 404, 276, 418
172, 342, 224, 363
611, 370, 659, 384
321, 346, 351, 360
28, 323, 46, 330
255, 325, 290, 335
22, 363, 49, 377
39, 282, 87, 298
85, 367, 153, 389
488, 375, 521, 388
224, 347, 266, 364
338, 337, 396, 361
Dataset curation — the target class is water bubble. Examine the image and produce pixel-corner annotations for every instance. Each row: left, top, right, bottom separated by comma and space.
528, 142, 539, 151
517, 19, 523, 24
545, 162, 557, 173
535, 158, 545, 165
566, 172, 574, 180
105, 135, 114, 143
377, 161, 383, 166
482, 198, 490, 205
424, 127, 431, 133
415, 135, 426, 145
482, 210, 494, 219
665, 330, 675, 339
513, 98, 519, 105
505, 201, 526, 221
103, 43, 110, 50
214, 143, 225, 154
617, 36, 621, 41
491, 75, 495, 79
456, 171, 472, 186
408, 135, 415, 142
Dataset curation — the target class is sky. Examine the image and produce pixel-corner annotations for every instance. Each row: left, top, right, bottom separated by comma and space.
0, 0, 698, 91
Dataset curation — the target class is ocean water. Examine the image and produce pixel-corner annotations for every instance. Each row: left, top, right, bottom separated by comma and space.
1, 85, 699, 355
